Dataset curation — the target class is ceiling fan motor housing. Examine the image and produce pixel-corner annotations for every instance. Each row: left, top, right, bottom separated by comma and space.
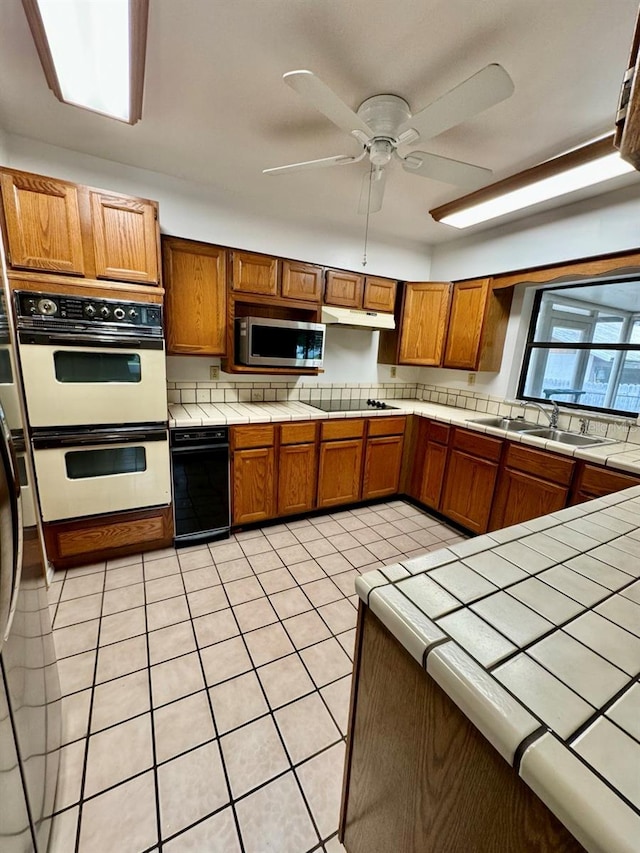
356, 94, 412, 138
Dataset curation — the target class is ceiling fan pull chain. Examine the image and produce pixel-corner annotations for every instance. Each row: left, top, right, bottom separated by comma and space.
362, 165, 374, 267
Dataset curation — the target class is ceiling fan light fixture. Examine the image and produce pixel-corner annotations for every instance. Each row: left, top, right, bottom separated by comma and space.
430, 135, 635, 229
369, 139, 393, 167
22, 0, 149, 124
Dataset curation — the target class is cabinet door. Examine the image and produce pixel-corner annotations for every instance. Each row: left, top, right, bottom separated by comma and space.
278, 442, 318, 516
399, 282, 451, 365
1, 171, 85, 274
571, 462, 640, 503
363, 277, 396, 313
163, 238, 227, 355
419, 441, 448, 510
442, 279, 490, 370
489, 469, 568, 531
440, 449, 498, 534
317, 439, 363, 508
90, 191, 159, 283
230, 250, 278, 296
281, 260, 323, 303
325, 270, 364, 308
233, 446, 275, 525
362, 435, 404, 500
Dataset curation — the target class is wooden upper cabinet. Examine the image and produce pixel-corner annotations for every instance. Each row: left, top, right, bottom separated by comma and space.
90, 192, 159, 284
325, 270, 364, 308
162, 237, 226, 356
281, 259, 323, 303
230, 250, 278, 296
399, 282, 451, 365
0, 171, 85, 275
443, 279, 490, 369
363, 277, 397, 313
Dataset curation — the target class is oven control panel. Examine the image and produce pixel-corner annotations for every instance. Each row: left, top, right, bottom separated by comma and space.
15, 292, 162, 330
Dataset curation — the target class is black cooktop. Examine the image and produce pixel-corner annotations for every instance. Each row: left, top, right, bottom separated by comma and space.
307, 398, 399, 413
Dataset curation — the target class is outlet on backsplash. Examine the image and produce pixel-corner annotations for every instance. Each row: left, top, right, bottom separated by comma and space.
390, 367, 397, 378
209, 366, 220, 380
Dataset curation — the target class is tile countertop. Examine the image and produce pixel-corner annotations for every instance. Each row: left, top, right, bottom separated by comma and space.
168, 399, 640, 476
356, 487, 640, 853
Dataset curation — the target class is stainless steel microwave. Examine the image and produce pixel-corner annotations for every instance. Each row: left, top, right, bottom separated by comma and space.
235, 317, 325, 368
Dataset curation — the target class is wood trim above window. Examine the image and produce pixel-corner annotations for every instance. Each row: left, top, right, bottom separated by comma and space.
490, 248, 640, 290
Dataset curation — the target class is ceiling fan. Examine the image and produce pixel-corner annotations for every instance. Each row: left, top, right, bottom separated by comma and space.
264, 65, 514, 214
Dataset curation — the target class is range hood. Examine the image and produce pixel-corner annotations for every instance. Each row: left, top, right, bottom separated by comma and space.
321, 305, 395, 330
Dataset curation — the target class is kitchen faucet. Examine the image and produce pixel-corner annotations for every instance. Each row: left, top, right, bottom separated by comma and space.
526, 400, 560, 429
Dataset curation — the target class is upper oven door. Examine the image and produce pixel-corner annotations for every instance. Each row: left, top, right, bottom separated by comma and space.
18, 338, 167, 428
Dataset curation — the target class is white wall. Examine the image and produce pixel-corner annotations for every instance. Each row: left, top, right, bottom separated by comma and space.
0, 126, 8, 164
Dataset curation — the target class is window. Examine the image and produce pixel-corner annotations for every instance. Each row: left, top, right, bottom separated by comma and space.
518, 279, 640, 416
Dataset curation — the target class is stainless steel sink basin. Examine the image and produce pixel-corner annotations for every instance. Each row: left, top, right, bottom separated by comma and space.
466, 416, 540, 432
524, 428, 615, 447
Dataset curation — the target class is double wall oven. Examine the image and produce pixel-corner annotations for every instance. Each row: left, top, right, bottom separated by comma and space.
15, 292, 171, 523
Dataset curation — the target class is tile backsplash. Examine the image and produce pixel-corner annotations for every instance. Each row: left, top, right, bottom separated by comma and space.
167, 380, 639, 444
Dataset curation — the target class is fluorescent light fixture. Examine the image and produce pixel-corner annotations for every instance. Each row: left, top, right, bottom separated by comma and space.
430, 135, 636, 229
22, 0, 149, 124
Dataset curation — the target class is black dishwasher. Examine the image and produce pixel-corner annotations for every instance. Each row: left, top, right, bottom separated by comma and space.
170, 426, 230, 546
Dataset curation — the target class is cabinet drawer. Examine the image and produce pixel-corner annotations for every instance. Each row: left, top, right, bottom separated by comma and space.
321, 419, 365, 441
578, 463, 640, 496
231, 424, 275, 449
367, 416, 406, 437
427, 421, 450, 445
504, 443, 575, 486
280, 421, 317, 445
451, 428, 502, 462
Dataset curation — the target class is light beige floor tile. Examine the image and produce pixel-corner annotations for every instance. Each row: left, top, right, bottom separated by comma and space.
104, 563, 144, 591
182, 565, 221, 592
313, 521, 345, 537
200, 636, 252, 686
221, 715, 289, 797
300, 638, 353, 688
57, 649, 96, 696
258, 654, 315, 709
178, 548, 215, 572
47, 805, 79, 853
388, 533, 421, 553
304, 538, 337, 559
65, 561, 106, 578
342, 546, 379, 569
144, 546, 179, 562
317, 599, 357, 634
143, 554, 181, 580
186, 585, 228, 618
209, 671, 268, 733
163, 807, 241, 853
259, 567, 296, 594
244, 622, 294, 667
193, 608, 239, 648
84, 715, 153, 797
79, 771, 157, 853
54, 619, 100, 659
270, 588, 313, 620
95, 634, 148, 683
363, 539, 400, 561
297, 742, 346, 840
330, 570, 359, 598
282, 611, 331, 649
329, 532, 360, 551
288, 560, 325, 585
218, 558, 254, 583
248, 550, 285, 574
101, 583, 145, 616
235, 771, 318, 853
148, 620, 196, 665
54, 594, 103, 629
91, 669, 150, 732
60, 573, 104, 601
151, 652, 205, 707
275, 693, 341, 765
351, 527, 383, 546
147, 595, 190, 631
325, 833, 348, 852
100, 606, 146, 646
54, 740, 85, 811
145, 574, 185, 604
292, 525, 325, 544
320, 676, 352, 735
233, 597, 278, 632
158, 740, 229, 839
61, 689, 92, 744
337, 629, 356, 659
239, 536, 273, 557
302, 578, 342, 607
209, 541, 245, 563
225, 576, 264, 606
106, 554, 143, 571
265, 530, 298, 549
154, 690, 215, 763
317, 553, 353, 577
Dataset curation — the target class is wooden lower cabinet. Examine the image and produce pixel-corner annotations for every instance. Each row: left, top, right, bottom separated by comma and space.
341, 605, 584, 853
232, 446, 275, 525
278, 442, 317, 516
571, 462, 640, 503
440, 430, 502, 534
44, 505, 173, 570
419, 441, 449, 509
317, 438, 364, 508
362, 435, 404, 499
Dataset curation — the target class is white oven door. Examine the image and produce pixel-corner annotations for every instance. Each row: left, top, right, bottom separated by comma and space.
18, 342, 167, 427
32, 432, 171, 522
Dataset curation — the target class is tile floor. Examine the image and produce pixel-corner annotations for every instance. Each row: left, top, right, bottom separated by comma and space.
46, 499, 465, 853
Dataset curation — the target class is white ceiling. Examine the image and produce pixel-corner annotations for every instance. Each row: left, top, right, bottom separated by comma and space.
0, 0, 638, 249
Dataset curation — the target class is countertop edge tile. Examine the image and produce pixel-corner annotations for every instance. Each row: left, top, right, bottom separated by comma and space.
369, 586, 446, 665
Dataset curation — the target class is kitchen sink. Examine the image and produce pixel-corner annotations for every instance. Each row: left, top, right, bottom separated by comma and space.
466, 416, 540, 432
523, 428, 616, 447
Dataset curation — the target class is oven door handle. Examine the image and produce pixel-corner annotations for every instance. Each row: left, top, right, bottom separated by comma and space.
32, 429, 167, 449
19, 332, 164, 350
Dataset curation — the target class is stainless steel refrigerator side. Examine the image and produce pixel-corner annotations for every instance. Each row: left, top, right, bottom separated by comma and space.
0, 230, 61, 850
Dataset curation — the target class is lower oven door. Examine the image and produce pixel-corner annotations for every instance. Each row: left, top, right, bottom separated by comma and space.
18, 339, 167, 427
32, 428, 171, 522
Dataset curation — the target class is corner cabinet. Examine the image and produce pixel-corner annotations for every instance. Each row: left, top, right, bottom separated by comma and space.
162, 236, 227, 356
0, 167, 161, 285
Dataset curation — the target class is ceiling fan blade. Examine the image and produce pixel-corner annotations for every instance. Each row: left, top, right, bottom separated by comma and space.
263, 152, 364, 176
402, 151, 491, 188
284, 70, 374, 140
358, 168, 387, 214
399, 64, 514, 141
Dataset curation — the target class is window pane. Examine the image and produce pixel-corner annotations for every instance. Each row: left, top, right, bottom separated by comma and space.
65, 446, 146, 479
54, 351, 141, 383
